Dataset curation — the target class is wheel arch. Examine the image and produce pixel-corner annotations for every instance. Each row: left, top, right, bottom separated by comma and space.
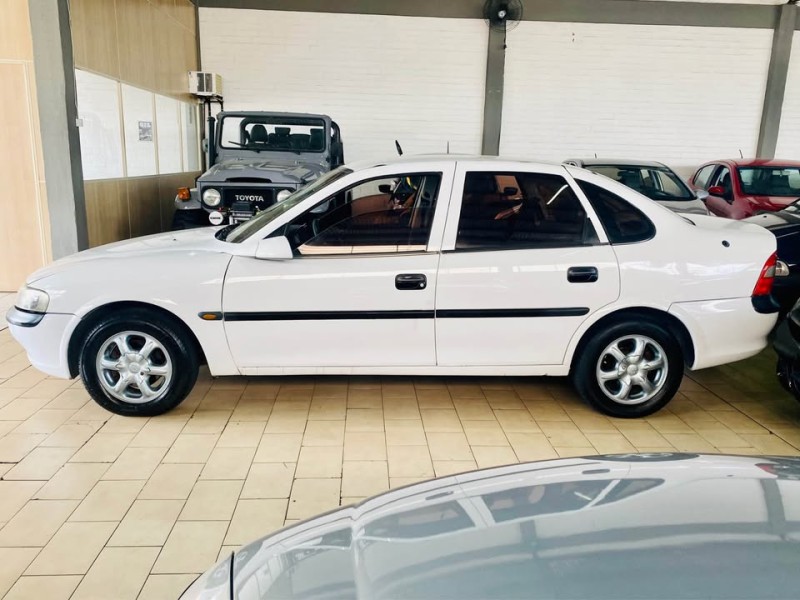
568, 306, 695, 373
67, 300, 207, 378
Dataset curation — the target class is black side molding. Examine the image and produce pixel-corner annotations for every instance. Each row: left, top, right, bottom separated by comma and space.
752, 295, 780, 314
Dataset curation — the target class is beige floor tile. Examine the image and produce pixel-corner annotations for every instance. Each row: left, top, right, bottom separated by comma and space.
217, 421, 267, 447
45, 388, 90, 410
0, 397, 52, 421
303, 420, 345, 446
484, 390, 525, 409
66, 401, 113, 422
390, 477, 429, 488
568, 412, 619, 433
3, 575, 81, 600
69, 480, 144, 522
99, 414, 148, 434
128, 419, 187, 447
341, 461, 389, 497
138, 464, 203, 500
0, 420, 22, 438
0, 499, 78, 547
181, 411, 233, 435
101, 446, 166, 480
416, 389, 453, 408
462, 420, 508, 446
383, 398, 421, 420
3, 447, 75, 481
433, 460, 477, 477
180, 480, 243, 521
0, 482, 43, 522
420, 409, 462, 433
296, 446, 343, 478
200, 447, 256, 480
616, 425, 672, 448
108, 499, 184, 547
345, 408, 384, 432
554, 446, 598, 458
471, 445, 518, 469
264, 410, 308, 433
40, 422, 102, 448
660, 433, 719, 453
26, 521, 116, 575
584, 432, 637, 454
0, 433, 47, 462
137, 574, 199, 600
646, 414, 694, 433
0, 549, 42, 598
308, 398, 346, 421
287, 478, 341, 520
494, 409, 542, 433
712, 411, 771, 434
12, 409, 75, 435
241, 462, 296, 499
453, 401, 496, 421
347, 389, 383, 409
34, 463, 109, 501
740, 434, 800, 455
230, 398, 273, 422
152, 520, 228, 574
387, 445, 434, 478
71, 546, 159, 600
524, 401, 571, 421
68, 433, 133, 463
163, 434, 219, 463
691, 427, 751, 448
342, 431, 387, 460
225, 499, 287, 545
447, 384, 485, 399
539, 422, 591, 448
19, 379, 73, 400
426, 432, 473, 461
254, 432, 303, 463
384, 420, 426, 447
505, 432, 559, 461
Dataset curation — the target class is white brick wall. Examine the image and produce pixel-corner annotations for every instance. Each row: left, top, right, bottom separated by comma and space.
775, 31, 800, 159
500, 22, 773, 174
199, 8, 487, 163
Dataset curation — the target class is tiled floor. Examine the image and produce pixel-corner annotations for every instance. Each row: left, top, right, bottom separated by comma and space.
0, 325, 799, 599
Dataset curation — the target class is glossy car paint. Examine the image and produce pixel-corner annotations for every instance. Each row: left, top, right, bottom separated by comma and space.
8, 157, 777, 380
180, 453, 800, 600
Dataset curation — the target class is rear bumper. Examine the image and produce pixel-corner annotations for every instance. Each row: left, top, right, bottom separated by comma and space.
669, 297, 777, 370
773, 318, 799, 361
6, 311, 80, 379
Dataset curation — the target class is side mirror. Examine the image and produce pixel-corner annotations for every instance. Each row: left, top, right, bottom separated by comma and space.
202, 139, 209, 153
695, 189, 710, 202
378, 184, 392, 194
708, 185, 725, 197
255, 236, 293, 260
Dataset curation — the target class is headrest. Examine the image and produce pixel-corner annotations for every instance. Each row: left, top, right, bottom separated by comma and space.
464, 174, 496, 195
275, 127, 291, 136
250, 124, 268, 143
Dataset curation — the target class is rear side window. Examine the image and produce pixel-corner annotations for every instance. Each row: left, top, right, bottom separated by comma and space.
577, 180, 655, 244
693, 164, 716, 189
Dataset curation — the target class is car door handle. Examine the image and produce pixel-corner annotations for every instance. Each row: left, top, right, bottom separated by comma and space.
395, 274, 427, 290
567, 266, 598, 283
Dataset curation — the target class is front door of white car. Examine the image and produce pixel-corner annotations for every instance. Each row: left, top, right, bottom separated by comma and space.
222, 165, 455, 371
435, 163, 620, 367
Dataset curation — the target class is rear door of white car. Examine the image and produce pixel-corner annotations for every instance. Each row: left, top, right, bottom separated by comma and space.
222, 163, 455, 371
435, 162, 620, 367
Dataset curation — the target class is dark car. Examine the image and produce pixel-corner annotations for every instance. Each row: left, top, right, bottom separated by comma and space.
180, 454, 800, 599
563, 158, 709, 215
689, 159, 800, 220
746, 203, 800, 314
774, 298, 800, 402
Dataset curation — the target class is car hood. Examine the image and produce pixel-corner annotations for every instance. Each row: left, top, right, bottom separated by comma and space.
199, 158, 328, 185
181, 454, 800, 600
27, 227, 224, 284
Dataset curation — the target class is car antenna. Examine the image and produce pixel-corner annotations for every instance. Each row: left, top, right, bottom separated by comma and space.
447, 140, 450, 154
739, 149, 744, 158
395, 140, 403, 156
594, 152, 597, 158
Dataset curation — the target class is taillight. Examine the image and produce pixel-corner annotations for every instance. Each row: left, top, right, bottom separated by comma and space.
752, 252, 777, 297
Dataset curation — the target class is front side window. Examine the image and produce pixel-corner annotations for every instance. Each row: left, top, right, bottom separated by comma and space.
219, 115, 327, 152
737, 166, 800, 197
577, 180, 655, 244
693, 164, 716, 189
281, 173, 441, 255
455, 172, 597, 250
590, 165, 694, 201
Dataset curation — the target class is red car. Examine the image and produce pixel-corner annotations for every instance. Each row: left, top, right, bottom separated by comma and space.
689, 159, 800, 219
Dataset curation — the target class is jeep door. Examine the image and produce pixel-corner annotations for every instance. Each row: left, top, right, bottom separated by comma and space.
222, 162, 455, 371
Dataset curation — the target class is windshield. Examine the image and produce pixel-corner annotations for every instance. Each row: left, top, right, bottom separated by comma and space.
738, 166, 800, 197
226, 167, 353, 243
219, 115, 327, 153
590, 165, 695, 201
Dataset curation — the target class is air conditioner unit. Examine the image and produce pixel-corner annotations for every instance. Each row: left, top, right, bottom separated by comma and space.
189, 71, 223, 97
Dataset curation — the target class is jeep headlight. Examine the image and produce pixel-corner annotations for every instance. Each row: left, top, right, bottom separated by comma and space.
276, 189, 293, 203
16, 286, 49, 313
202, 188, 221, 207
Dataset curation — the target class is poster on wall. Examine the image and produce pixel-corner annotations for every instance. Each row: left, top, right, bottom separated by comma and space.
122, 84, 157, 177
74, 69, 124, 180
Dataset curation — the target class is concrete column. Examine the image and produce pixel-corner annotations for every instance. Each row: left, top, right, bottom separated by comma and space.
481, 25, 506, 156
28, 0, 88, 257
756, 3, 798, 159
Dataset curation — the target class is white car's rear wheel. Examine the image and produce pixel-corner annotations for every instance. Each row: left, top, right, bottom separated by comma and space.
79, 309, 198, 416
573, 319, 684, 418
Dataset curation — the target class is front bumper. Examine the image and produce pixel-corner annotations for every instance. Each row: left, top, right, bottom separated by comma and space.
5, 310, 80, 379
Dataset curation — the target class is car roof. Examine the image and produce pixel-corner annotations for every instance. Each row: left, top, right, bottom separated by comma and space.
346, 154, 563, 171
565, 158, 669, 168
219, 110, 332, 120
705, 158, 800, 168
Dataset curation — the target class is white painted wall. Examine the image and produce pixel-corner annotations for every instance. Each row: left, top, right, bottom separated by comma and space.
121, 84, 157, 177
199, 8, 487, 163
500, 22, 773, 174
775, 31, 800, 159
75, 69, 124, 180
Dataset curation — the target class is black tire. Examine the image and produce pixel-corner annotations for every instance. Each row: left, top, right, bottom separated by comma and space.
79, 308, 199, 416
572, 319, 684, 418
171, 209, 207, 230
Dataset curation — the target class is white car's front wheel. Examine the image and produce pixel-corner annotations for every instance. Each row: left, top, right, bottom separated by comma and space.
79, 309, 199, 416
573, 319, 684, 418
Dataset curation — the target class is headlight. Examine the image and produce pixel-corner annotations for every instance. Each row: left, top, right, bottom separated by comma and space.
202, 188, 221, 207
16, 286, 49, 313
276, 189, 293, 203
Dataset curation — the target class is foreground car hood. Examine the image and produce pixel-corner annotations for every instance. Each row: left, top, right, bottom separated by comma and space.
182, 454, 800, 599
200, 158, 328, 185
27, 227, 224, 284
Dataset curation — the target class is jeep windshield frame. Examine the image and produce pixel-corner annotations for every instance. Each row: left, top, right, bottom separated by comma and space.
218, 114, 329, 154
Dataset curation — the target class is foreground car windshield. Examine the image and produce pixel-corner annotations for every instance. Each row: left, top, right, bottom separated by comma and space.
219, 115, 327, 153
738, 166, 800, 197
226, 167, 353, 243
590, 165, 694, 201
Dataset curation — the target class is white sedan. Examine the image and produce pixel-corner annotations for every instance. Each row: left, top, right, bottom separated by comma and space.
7, 157, 780, 418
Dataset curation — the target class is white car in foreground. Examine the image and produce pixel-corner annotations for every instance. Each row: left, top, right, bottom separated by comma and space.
7, 157, 779, 418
